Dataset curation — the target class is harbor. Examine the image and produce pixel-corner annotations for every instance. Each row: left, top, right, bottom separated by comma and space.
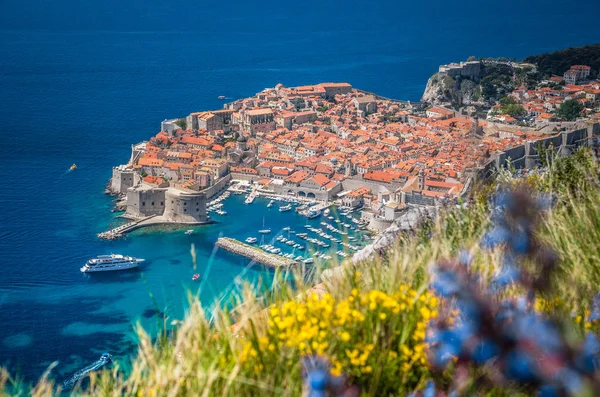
216, 237, 296, 268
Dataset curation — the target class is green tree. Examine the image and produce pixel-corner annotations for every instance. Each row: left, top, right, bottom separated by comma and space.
175, 118, 187, 130
499, 96, 517, 106
557, 99, 583, 121
502, 104, 526, 118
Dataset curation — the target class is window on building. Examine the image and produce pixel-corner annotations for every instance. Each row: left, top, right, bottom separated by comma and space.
184, 202, 187, 206
160, 202, 163, 206
151, 202, 154, 206
184, 209, 187, 212
142, 202, 145, 206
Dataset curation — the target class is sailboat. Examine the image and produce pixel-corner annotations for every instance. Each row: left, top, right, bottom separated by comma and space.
258, 217, 271, 234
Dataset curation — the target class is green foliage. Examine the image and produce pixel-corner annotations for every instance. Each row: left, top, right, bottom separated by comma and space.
557, 99, 583, 120
501, 103, 526, 118
175, 118, 187, 130
499, 96, 517, 106
4, 149, 600, 396
523, 43, 600, 78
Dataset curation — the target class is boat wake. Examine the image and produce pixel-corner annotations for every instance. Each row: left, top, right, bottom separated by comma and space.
63, 353, 111, 389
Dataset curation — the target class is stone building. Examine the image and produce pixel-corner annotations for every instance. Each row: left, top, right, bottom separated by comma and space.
438, 61, 482, 82
227, 135, 258, 168
240, 108, 275, 135
352, 95, 377, 117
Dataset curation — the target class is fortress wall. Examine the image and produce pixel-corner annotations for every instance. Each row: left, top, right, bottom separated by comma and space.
126, 188, 166, 218
164, 189, 207, 223
111, 167, 136, 194
341, 178, 395, 195
201, 174, 232, 199
230, 172, 261, 183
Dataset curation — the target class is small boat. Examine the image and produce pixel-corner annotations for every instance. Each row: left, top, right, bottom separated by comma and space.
192, 273, 200, 281
68, 163, 77, 172
63, 353, 111, 389
185, 229, 194, 235
307, 210, 322, 219
258, 218, 270, 234
218, 95, 226, 100
245, 237, 257, 244
267, 200, 274, 208
303, 258, 314, 264
283, 226, 291, 231
279, 204, 292, 212
324, 208, 330, 215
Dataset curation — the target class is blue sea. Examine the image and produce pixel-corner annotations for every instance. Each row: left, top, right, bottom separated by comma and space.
1, 0, 599, 384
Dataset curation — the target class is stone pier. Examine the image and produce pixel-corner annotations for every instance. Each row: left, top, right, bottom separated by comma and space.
215, 237, 296, 268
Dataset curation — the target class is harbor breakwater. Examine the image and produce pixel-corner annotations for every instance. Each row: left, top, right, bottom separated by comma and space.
215, 237, 296, 268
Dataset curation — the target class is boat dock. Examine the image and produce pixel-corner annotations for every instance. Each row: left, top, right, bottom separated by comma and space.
215, 237, 296, 268
97, 215, 158, 240
244, 187, 259, 204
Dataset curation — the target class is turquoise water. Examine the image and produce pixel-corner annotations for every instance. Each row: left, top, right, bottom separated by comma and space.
1, 0, 599, 383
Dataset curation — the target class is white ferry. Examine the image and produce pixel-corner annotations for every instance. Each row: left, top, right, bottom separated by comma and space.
80, 254, 144, 273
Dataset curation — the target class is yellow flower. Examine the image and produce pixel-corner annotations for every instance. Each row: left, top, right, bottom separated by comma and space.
340, 331, 351, 342
362, 365, 373, 374
379, 313, 387, 320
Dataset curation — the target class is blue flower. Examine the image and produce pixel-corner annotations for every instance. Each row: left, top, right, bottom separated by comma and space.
481, 225, 511, 249
505, 349, 537, 381
431, 270, 461, 297
537, 384, 559, 397
423, 380, 435, 397
471, 339, 500, 364
575, 333, 600, 374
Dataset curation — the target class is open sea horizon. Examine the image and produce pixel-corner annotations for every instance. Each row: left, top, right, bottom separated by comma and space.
1, 0, 599, 384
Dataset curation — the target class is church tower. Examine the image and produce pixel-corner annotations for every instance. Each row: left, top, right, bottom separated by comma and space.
418, 168, 425, 190
237, 135, 247, 151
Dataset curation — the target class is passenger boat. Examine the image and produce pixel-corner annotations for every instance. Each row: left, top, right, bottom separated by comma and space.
279, 204, 292, 212
80, 254, 144, 273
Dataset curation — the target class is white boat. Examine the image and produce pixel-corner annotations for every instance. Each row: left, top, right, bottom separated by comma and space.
324, 208, 330, 215
185, 229, 194, 235
245, 237, 258, 244
279, 204, 292, 212
303, 258, 314, 264
258, 218, 270, 234
267, 200, 274, 208
80, 254, 144, 273
283, 226, 291, 231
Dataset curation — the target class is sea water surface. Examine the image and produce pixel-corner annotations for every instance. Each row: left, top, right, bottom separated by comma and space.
1, 0, 599, 383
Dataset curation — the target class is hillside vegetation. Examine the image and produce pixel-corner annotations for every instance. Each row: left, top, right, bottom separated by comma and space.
2, 148, 600, 396
523, 43, 600, 78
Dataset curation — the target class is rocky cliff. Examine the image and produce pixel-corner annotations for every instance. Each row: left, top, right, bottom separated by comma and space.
421, 73, 480, 107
